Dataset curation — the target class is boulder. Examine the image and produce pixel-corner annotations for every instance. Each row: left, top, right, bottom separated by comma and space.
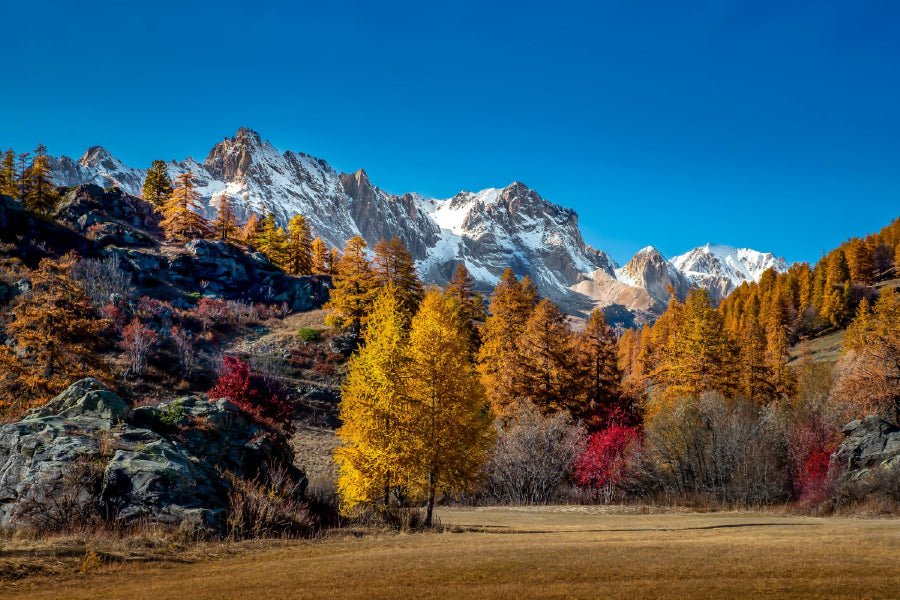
53, 184, 162, 242
832, 416, 900, 480
0, 379, 302, 534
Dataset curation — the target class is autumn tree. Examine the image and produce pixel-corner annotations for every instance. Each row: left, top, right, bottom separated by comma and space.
311, 237, 330, 275
24, 144, 59, 213
512, 298, 577, 414
15, 151, 30, 199
0, 149, 16, 197
0, 255, 109, 416
142, 159, 173, 208
160, 172, 210, 241
334, 287, 411, 514
258, 211, 287, 267
121, 318, 158, 377
286, 215, 314, 275
404, 289, 494, 526
242, 212, 264, 248
211, 194, 238, 242
372, 237, 424, 317
446, 264, 487, 352
573, 309, 626, 429
477, 269, 538, 417
326, 236, 377, 331
837, 288, 900, 422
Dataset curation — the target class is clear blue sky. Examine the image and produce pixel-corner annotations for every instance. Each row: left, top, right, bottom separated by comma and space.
2, 1, 898, 265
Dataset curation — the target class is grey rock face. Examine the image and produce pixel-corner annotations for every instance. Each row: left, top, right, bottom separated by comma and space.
0, 379, 301, 534
833, 416, 900, 479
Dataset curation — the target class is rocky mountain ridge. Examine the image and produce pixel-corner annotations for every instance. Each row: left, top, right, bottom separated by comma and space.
47, 128, 788, 324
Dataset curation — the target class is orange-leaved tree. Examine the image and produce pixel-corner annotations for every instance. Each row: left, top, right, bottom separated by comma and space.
161, 171, 210, 241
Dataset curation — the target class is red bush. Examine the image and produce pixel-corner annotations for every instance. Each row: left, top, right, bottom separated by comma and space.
209, 356, 294, 433
574, 424, 641, 502
789, 418, 839, 504
197, 297, 230, 329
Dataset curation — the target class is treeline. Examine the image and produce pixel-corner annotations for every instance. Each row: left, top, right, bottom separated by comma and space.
0, 144, 59, 212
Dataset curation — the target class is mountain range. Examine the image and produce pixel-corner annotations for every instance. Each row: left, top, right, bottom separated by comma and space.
47, 127, 789, 325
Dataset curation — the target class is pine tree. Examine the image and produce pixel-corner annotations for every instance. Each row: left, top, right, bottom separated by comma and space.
142, 160, 173, 208
326, 236, 378, 331
404, 289, 494, 526
286, 215, 314, 275
160, 172, 210, 241
16, 151, 30, 200
573, 309, 624, 429
372, 237, 424, 317
477, 269, 538, 418
24, 144, 59, 213
311, 237, 330, 275
511, 298, 575, 414
334, 287, 411, 515
211, 195, 238, 242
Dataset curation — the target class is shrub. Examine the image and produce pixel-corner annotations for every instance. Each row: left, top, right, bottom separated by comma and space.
483, 403, 587, 504
788, 417, 840, 504
71, 256, 134, 307
209, 356, 294, 433
225, 467, 314, 539
575, 424, 641, 503
169, 326, 200, 379
121, 318, 158, 377
196, 297, 230, 330
298, 327, 322, 343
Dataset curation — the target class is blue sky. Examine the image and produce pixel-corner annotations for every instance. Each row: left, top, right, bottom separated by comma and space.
2, 1, 898, 265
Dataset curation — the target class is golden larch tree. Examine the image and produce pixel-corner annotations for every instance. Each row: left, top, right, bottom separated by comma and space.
211, 194, 238, 242
286, 215, 314, 275
311, 237, 330, 275
372, 237, 424, 317
326, 236, 378, 330
161, 172, 210, 241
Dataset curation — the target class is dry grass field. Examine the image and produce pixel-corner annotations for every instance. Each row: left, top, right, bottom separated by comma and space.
2, 506, 898, 599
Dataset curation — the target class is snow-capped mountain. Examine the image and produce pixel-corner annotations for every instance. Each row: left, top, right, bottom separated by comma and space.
670, 244, 789, 300
46, 127, 787, 325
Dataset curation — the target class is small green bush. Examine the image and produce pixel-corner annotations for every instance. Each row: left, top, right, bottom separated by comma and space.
298, 328, 322, 343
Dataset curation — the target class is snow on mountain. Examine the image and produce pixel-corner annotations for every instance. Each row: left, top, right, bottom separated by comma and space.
46, 127, 786, 324
670, 244, 789, 300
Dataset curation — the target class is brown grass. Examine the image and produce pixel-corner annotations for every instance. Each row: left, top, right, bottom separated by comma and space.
3, 507, 898, 599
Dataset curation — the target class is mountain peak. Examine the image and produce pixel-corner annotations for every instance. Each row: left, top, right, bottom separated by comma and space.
78, 146, 114, 168
234, 127, 262, 145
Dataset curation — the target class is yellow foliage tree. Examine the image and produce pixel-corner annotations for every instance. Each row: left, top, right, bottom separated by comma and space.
334, 287, 411, 514
160, 172, 210, 241
573, 308, 624, 429
286, 215, 314, 275
403, 289, 494, 526
211, 194, 238, 242
372, 237, 424, 317
311, 237, 329, 275
325, 236, 377, 331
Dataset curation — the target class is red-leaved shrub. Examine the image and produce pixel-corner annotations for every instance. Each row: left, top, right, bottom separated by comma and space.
574, 424, 641, 503
789, 417, 839, 505
209, 356, 294, 433
197, 297, 230, 330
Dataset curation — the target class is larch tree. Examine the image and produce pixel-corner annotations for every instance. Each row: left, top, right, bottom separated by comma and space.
0, 255, 109, 416
328, 248, 341, 275
0, 149, 16, 197
242, 212, 264, 248
736, 318, 773, 403
24, 144, 59, 213
404, 289, 494, 526
837, 288, 900, 422
16, 152, 30, 200
211, 194, 238, 242
142, 160, 174, 209
372, 237, 424, 317
477, 269, 538, 418
334, 286, 411, 515
286, 214, 314, 275
311, 237, 330, 275
512, 298, 577, 414
160, 172, 210, 241
325, 236, 377, 331
446, 264, 487, 350
573, 308, 625, 429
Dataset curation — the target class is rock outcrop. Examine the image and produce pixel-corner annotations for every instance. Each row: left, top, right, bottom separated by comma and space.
832, 416, 900, 479
0, 379, 302, 534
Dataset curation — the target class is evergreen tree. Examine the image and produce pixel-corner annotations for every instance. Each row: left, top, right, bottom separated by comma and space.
160, 172, 210, 241
334, 287, 411, 514
142, 160, 173, 208
211, 195, 238, 242
311, 237, 330, 275
24, 144, 59, 213
326, 236, 377, 331
574, 309, 625, 429
372, 237, 424, 317
286, 214, 314, 275
477, 269, 538, 418
404, 289, 494, 526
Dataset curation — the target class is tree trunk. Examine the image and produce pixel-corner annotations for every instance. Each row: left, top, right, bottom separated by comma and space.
425, 472, 436, 527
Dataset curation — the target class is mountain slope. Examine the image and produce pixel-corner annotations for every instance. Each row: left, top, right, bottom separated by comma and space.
670, 244, 789, 300
47, 127, 785, 323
